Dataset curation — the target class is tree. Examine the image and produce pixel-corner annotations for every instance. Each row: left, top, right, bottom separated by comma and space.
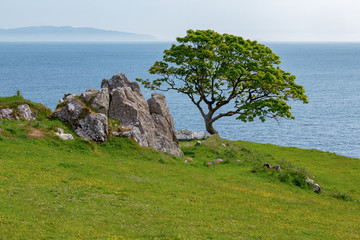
137, 30, 308, 135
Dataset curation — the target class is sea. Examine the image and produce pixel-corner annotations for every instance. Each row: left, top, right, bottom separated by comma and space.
0, 42, 359, 159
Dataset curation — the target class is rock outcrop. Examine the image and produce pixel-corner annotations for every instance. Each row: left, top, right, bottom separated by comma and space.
148, 93, 182, 156
0, 108, 14, 120
17, 104, 36, 120
54, 98, 84, 123
0, 104, 36, 120
80, 89, 94, 103
54, 96, 108, 143
53, 73, 182, 156
176, 129, 208, 141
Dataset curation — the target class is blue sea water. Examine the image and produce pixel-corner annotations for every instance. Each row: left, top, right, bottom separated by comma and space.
0, 42, 359, 159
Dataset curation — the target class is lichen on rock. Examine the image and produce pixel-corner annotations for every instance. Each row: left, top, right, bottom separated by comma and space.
53, 73, 183, 156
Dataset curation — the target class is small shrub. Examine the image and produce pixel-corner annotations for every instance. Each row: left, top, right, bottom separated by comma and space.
253, 159, 312, 190
331, 192, 353, 201
278, 161, 311, 189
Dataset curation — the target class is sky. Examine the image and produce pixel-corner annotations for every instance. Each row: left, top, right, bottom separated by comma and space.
1, 0, 360, 42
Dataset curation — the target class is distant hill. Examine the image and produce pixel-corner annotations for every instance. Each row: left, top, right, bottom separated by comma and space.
0, 26, 158, 42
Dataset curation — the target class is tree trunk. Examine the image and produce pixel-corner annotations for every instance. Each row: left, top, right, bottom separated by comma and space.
205, 118, 218, 135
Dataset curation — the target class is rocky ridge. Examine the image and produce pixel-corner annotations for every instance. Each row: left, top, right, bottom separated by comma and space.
53, 73, 183, 156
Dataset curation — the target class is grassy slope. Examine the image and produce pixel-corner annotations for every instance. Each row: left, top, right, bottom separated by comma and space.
0, 95, 52, 121
237, 141, 360, 200
0, 97, 359, 239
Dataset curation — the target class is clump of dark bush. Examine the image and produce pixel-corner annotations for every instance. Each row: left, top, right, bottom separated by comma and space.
331, 192, 353, 201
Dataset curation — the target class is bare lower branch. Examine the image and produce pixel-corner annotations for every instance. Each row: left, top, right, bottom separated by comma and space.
211, 110, 242, 123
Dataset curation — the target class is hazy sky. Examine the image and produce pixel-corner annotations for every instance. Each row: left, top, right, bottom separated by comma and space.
1, 0, 360, 41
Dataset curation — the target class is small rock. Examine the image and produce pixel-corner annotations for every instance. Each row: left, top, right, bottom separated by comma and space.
272, 165, 282, 171
58, 128, 64, 134
55, 128, 74, 140
207, 158, 223, 165
194, 131, 207, 139
17, 104, 36, 120
184, 157, 193, 162
263, 163, 272, 169
74, 113, 108, 143
195, 141, 201, 146
222, 143, 226, 147
65, 94, 76, 101
313, 184, 321, 193
80, 90, 94, 103
0, 108, 14, 120
119, 131, 132, 138
112, 131, 120, 137
306, 177, 315, 185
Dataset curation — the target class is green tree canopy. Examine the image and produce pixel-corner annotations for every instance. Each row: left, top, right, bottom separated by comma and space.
137, 29, 308, 135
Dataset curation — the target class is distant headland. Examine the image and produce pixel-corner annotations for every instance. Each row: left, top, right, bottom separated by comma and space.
0, 26, 158, 42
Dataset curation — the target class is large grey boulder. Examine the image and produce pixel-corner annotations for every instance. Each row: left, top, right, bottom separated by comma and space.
90, 88, 109, 115
17, 104, 36, 120
54, 97, 84, 123
109, 87, 156, 148
148, 93, 182, 156
0, 105, 36, 121
54, 96, 108, 143
74, 113, 108, 142
313, 184, 321, 193
306, 177, 321, 193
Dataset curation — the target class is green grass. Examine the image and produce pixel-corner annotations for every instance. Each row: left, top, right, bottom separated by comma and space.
1, 97, 360, 239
